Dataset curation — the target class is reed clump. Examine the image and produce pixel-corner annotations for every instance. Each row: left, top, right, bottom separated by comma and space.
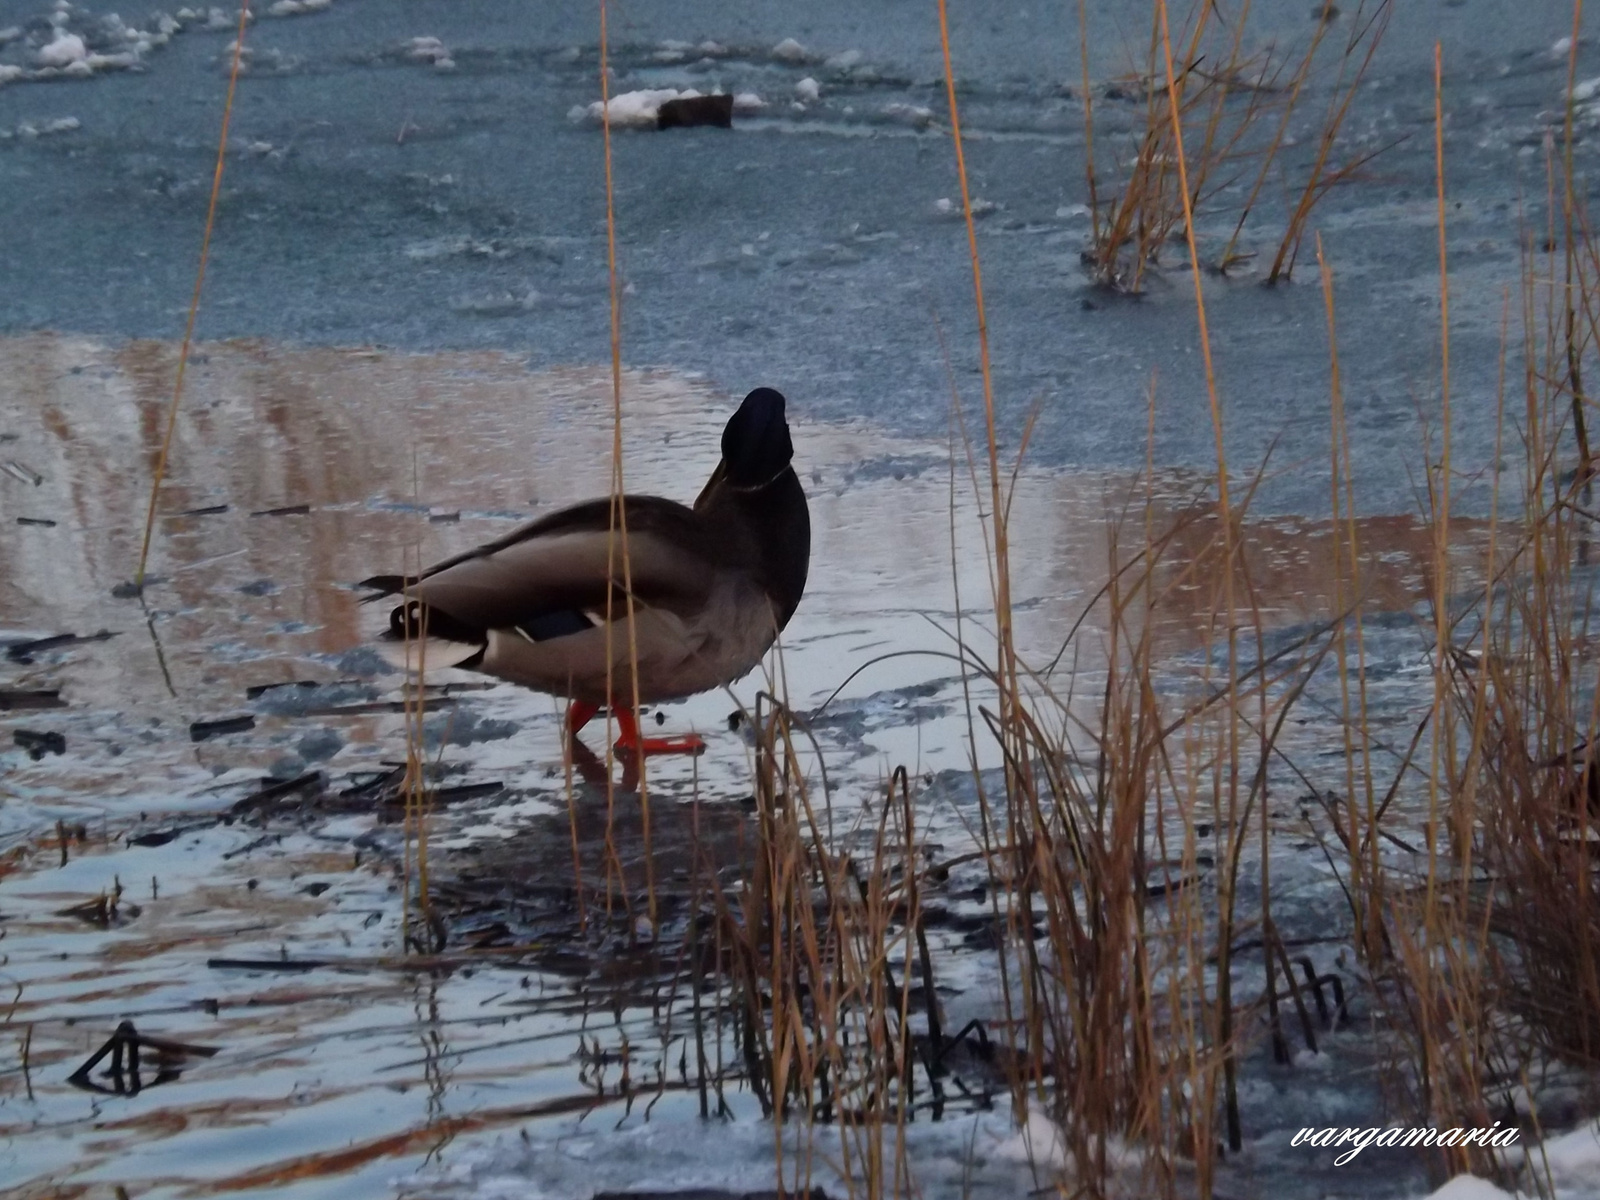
1077, 0, 1392, 292
703, 697, 950, 1199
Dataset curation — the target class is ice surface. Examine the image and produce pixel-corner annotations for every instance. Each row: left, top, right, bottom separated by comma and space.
410, 1097, 1129, 1200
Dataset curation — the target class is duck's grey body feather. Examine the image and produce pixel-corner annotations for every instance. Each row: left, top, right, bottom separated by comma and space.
477, 566, 779, 705
362, 388, 810, 712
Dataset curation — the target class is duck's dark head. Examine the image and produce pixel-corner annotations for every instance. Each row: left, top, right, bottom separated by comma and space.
697, 386, 809, 627
721, 387, 794, 488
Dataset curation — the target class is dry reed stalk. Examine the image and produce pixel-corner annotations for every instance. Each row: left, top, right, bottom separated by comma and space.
934, 11, 1044, 1183
1315, 232, 1390, 964
1357, 47, 1502, 1184
134, 0, 252, 589
1425, 39, 1454, 962
1560, 0, 1593, 477
1264, 0, 1394, 283
935, 0, 1018, 711
399, 531, 442, 954
597, 0, 659, 936
1215, 9, 1341, 272
1156, 0, 1248, 1172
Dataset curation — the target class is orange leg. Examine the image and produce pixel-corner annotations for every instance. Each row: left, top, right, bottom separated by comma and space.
612, 702, 706, 756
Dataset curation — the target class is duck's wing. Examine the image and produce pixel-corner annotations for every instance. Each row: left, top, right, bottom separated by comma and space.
362, 496, 721, 634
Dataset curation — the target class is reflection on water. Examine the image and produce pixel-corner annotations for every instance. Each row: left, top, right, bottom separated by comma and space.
0, 332, 1490, 765
0, 333, 1497, 1198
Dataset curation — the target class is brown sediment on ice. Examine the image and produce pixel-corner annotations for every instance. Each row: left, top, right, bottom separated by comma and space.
0, 331, 1495, 719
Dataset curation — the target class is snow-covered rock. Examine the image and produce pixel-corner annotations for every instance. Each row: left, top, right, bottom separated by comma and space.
572, 88, 710, 129
406, 36, 453, 70
883, 102, 934, 129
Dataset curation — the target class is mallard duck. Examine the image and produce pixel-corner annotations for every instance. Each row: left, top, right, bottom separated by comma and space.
360, 387, 810, 755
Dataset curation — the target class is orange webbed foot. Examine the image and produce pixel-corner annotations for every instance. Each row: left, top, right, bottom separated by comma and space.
612, 705, 707, 757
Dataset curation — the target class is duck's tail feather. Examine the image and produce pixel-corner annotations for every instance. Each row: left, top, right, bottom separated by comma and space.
377, 598, 488, 672
358, 574, 416, 602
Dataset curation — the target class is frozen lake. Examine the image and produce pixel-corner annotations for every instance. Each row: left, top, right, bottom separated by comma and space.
5, 1, 1600, 1197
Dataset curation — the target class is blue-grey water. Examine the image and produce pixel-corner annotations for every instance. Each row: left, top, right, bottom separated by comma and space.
0, 0, 1591, 514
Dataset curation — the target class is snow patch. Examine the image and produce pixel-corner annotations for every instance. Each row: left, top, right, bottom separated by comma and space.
36, 31, 86, 67
0, 116, 76, 142
1541, 1120, 1600, 1190
1420, 1177, 1516, 1200
771, 37, 807, 62
267, 0, 332, 16
2, 116, 80, 140
795, 76, 820, 103
992, 1109, 1068, 1169
732, 92, 765, 114
934, 196, 998, 218
1571, 75, 1600, 102
990, 1110, 1147, 1179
